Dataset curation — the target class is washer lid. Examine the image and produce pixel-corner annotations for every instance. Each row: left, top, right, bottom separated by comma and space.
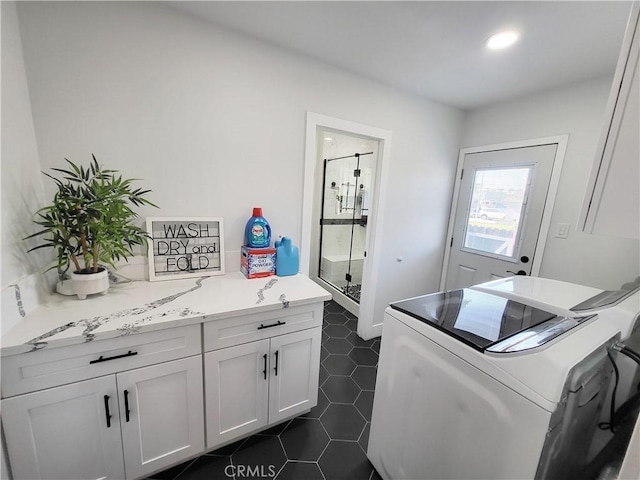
390, 289, 589, 353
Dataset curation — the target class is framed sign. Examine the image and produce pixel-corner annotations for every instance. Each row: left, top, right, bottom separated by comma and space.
146, 217, 225, 281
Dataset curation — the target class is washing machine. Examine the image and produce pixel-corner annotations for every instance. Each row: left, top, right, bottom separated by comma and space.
471, 277, 640, 407
367, 288, 620, 480
471, 276, 640, 466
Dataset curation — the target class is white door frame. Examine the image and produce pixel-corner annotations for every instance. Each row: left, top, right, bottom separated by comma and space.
439, 135, 568, 290
302, 112, 392, 340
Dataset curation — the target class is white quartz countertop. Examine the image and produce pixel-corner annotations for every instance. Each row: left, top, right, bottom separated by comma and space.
1, 273, 332, 357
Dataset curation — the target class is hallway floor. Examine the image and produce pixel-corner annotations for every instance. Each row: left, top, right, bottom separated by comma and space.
147, 300, 382, 480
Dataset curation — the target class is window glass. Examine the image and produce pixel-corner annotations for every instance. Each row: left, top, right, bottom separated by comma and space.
463, 167, 531, 259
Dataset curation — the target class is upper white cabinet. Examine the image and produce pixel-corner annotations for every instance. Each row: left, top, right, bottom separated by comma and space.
579, 3, 640, 239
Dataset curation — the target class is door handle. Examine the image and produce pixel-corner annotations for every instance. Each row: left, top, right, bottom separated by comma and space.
104, 395, 112, 428
263, 354, 268, 380
507, 270, 527, 276
274, 350, 279, 376
124, 389, 131, 422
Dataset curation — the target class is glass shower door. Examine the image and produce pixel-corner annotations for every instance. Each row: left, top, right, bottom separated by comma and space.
319, 151, 372, 303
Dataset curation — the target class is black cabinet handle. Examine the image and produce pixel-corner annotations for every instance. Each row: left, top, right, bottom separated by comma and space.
90, 350, 138, 365
262, 354, 268, 380
274, 350, 279, 376
124, 389, 131, 422
257, 321, 285, 330
104, 395, 112, 428
507, 270, 527, 276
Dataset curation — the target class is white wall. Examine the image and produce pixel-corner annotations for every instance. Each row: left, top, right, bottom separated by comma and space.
462, 77, 640, 290
1, 2, 50, 336
1, 2, 46, 286
12, 2, 464, 318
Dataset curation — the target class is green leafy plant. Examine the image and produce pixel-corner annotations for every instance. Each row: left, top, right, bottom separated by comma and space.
25, 155, 158, 275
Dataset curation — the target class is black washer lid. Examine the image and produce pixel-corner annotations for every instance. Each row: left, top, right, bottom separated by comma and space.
390, 289, 562, 352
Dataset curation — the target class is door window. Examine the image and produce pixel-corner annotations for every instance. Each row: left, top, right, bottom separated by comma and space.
462, 166, 532, 260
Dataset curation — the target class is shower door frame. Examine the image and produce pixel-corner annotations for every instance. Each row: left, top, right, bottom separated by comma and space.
318, 151, 374, 303
302, 112, 392, 341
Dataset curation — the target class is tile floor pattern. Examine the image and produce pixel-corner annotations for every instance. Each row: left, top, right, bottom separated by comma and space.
147, 300, 383, 480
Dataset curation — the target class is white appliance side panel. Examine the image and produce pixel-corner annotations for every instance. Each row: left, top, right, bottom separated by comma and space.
471, 276, 603, 313
368, 313, 551, 480
472, 277, 640, 340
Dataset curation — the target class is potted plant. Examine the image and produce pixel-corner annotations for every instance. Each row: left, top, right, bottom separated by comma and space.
25, 155, 157, 299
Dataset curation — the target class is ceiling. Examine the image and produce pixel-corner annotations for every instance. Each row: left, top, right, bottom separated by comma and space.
166, 1, 634, 110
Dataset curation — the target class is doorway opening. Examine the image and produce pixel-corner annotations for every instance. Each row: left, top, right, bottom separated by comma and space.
318, 134, 377, 304
302, 113, 392, 340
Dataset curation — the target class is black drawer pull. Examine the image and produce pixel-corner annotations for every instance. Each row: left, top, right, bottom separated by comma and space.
124, 389, 131, 422
104, 395, 112, 428
257, 321, 286, 330
263, 354, 268, 380
274, 350, 279, 376
90, 350, 138, 365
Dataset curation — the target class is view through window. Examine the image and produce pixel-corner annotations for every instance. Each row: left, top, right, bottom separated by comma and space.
463, 167, 532, 259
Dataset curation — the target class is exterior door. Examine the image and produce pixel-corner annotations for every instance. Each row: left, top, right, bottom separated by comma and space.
1, 376, 125, 480
444, 143, 559, 290
118, 356, 204, 479
204, 339, 270, 449
268, 327, 321, 424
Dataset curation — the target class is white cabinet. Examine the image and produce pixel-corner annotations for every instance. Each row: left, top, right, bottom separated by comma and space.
579, 3, 640, 239
1, 325, 203, 480
268, 328, 321, 424
0, 275, 330, 480
118, 356, 204, 479
203, 304, 324, 449
205, 339, 270, 445
2, 375, 126, 480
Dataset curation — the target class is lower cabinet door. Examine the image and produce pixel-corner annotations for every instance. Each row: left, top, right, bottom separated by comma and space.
204, 339, 270, 449
117, 355, 204, 480
268, 327, 321, 424
1, 375, 125, 480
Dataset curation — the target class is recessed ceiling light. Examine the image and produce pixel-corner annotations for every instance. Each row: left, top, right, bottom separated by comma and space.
325, 137, 333, 141
486, 30, 520, 50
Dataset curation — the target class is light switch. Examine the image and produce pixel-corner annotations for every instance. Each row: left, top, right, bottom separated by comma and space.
556, 223, 570, 239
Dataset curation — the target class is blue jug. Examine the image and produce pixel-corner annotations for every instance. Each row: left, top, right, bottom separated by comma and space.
276, 237, 299, 276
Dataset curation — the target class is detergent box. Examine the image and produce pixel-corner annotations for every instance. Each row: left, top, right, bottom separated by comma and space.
241, 246, 276, 279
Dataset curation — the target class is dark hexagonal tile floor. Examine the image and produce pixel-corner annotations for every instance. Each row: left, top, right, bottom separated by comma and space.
146, 300, 381, 480
324, 337, 354, 354
322, 375, 361, 403
321, 403, 367, 441
324, 323, 351, 338
280, 418, 329, 461
323, 354, 357, 376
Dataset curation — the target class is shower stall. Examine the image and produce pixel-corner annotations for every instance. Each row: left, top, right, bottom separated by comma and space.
318, 137, 376, 304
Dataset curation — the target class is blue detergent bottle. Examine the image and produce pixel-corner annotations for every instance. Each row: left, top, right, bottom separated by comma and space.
276, 236, 299, 276
245, 207, 272, 248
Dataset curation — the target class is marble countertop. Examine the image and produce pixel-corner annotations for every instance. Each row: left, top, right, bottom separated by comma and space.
1, 273, 332, 357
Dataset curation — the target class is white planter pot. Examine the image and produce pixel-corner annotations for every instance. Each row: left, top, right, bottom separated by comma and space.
71, 268, 109, 300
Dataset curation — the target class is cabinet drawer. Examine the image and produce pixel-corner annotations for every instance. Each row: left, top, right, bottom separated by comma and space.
203, 304, 323, 352
1, 324, 201, 398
